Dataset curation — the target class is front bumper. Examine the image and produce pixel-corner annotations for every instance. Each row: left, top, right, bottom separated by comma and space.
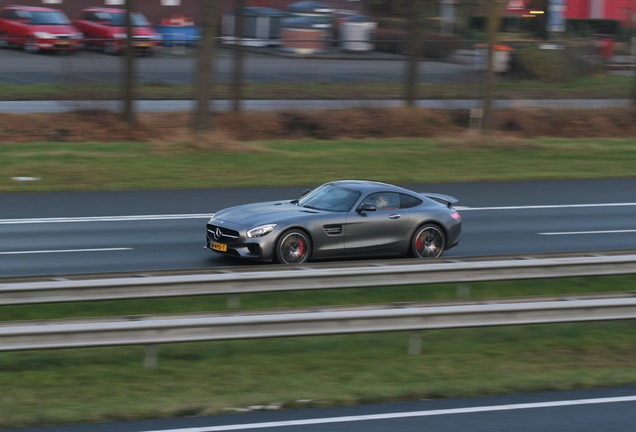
32, 40, 82, 50
205, 220, 277, 261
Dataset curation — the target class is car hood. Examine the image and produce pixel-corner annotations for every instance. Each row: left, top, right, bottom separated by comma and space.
31, 24, 79, 34
214, 201, 319, 227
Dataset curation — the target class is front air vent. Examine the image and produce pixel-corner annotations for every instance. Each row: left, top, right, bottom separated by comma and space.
323, 225, 342, 235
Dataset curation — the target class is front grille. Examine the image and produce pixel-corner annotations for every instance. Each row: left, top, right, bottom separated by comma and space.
133, 36, 151, 41
206, 224, 240, 244
56, 35, 71, 40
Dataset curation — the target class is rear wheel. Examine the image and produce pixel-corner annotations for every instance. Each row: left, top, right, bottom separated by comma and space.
275, 229, 312, 264
411, 224, 446, 258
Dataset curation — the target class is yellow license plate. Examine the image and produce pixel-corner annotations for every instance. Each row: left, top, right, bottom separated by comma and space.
135, 43, 151, 47
57, 41, 70, 45
211, 242, 227, 252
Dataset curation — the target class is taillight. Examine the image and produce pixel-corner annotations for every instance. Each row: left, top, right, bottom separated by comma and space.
450, 212, 461, 220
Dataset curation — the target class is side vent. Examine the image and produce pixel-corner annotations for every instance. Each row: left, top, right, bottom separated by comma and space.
323, 225, 342, 235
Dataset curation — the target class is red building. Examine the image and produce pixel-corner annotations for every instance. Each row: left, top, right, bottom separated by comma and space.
566, 0, 635, 24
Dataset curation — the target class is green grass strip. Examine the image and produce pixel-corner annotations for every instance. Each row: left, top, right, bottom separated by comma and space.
2, 138, 636, 193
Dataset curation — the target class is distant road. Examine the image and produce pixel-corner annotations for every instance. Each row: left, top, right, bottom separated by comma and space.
0, 48, 476, 85
0, 99, 631, 113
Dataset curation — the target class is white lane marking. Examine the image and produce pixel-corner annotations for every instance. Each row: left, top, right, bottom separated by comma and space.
141, 395, 636, 432
0, 214, 213, 225
0, 202, 634, 225
539, 229, 636, 236
456, 202, 636, 211
0, 248, 132, 255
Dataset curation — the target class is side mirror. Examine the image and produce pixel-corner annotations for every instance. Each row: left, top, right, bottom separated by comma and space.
357, 203, 376, 213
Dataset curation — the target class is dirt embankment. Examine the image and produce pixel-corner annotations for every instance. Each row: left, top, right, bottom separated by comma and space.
1, 107, 635, 145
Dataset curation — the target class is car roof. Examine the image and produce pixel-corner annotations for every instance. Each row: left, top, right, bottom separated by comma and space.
3, 5, 62, 12
80, 7, 126, 14
328, 180, 412, 194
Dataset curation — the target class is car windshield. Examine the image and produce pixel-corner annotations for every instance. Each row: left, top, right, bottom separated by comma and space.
109, 12, 151, 27
297, 184, 361, 212
28, 11, 71, 25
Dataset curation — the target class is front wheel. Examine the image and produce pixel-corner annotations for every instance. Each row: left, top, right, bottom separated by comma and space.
411, 224, 446, 258
275, 229, 312, 264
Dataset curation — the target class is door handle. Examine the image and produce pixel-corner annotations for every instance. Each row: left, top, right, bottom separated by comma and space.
388, 214, 401, 219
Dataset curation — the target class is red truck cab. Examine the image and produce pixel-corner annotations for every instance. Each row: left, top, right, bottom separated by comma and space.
72, 7, 162, 55
0, 5, 82, 53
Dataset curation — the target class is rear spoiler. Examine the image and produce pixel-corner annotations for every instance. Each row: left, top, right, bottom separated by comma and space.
420, 193, 458, 208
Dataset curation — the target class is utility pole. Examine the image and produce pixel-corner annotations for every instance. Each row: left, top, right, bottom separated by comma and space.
193, 0, 218, 133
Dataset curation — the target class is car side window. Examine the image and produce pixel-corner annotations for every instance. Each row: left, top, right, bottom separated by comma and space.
363, 193, 399, 211
399, 193, 423, 209
15, 10, 31, 21
95, 12, 111, 23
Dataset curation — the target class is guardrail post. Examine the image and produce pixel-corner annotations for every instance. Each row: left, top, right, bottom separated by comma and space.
456, 283, 471, 299
144, 345, 158, 369
408, 331, 422, 355
227, 294, 241, 310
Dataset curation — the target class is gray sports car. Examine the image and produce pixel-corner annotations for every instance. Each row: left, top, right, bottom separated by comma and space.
205, 180, 461, 264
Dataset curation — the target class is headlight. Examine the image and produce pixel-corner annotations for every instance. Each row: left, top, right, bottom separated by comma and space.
33, 32, 55, 39
73, 33, 84, 39
247, 224, 277, 238
114, 33, 127, 39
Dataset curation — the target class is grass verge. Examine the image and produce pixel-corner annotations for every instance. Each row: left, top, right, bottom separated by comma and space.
1, 276, 635, 428
2, 137, 636, 193
0, 75, 631, 101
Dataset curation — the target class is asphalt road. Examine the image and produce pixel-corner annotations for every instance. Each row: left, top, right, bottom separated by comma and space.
0, 47, 477, 85
2, 178, 636, 277
6, 386, 636, 432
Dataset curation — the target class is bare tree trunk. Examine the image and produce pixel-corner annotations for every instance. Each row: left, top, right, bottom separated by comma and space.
193, 0, 218, 133
482, 0, 501, 136
232, 0, 246, 112
405, 1, 424, 107
122, 0, 135, 124
631, 36, 636, 108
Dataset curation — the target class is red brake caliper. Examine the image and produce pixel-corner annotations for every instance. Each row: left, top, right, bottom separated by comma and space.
416, 237, 423, 251
297, 237, 305, 256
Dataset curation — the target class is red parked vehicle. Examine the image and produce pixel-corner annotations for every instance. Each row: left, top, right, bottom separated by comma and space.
0, 5, 82, 53
72, 8, 162, 55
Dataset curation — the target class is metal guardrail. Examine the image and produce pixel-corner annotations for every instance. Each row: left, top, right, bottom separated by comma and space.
2, 293, 636, 352
1, 251, 636, 354
2, 251, 636, 306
